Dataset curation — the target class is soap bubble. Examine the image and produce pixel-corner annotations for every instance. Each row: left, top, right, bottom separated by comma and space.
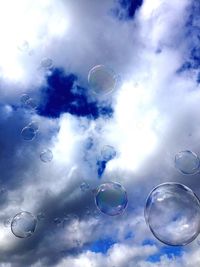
88, 65, 116, 95
175, 150, 200, 175
145, 182, 200, 246
40, 149, 53, 163
80, 182, 90, 192
20, 94, 30, 105
95, 182, 128, 216
101, 145, 116, 161
40, 58, 53, 70
25, 98, 37, 110
11, 211, 37, 238
21, 126, 36, 141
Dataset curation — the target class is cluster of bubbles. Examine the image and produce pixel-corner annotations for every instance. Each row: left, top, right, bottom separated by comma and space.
14, 64, 200, 248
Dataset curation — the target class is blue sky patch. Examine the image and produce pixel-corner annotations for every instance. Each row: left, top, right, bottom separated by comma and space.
37, 68, 113, 119
88, 237, 116, 254
111, 0, 143, 20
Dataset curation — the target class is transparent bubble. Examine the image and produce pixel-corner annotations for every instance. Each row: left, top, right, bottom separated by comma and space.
11, 211, 37, 238
80, 182, 90, 192
95, 182, 128, 216
145, 182, 200, 246
40, 149, 53, 163
20, 93, 30, 105
88, 65, 116, 95
25, 98, 37, 110
175, 150, 200, 175
101, 145, 116, 161
40, 58, 53, 70
28, 121, 39, 132
21, 126, 36, 141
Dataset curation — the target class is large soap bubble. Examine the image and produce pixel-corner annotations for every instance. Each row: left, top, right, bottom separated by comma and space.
95, 182, 128, 216
145, 182, 200, 246
11, 211, 37, 238
40, 149, 53, 163
21, 126, 36, 141
101, 145, 116, 161
88, 65, 116, 95
175, 150, 200, 175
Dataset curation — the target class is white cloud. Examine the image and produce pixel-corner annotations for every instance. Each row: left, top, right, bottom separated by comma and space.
0, 0, 199, 266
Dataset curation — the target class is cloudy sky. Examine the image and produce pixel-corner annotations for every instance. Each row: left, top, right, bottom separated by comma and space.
0, 0, 200, 266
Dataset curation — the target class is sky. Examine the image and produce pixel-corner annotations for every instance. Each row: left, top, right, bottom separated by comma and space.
0, 0, 200, 266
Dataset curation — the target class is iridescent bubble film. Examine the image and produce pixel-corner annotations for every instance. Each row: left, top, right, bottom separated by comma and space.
40, 149, 53, 163
95, 182, 128, 216
88, 65, 116, 95
11, 211, 37, 238
145, 182, 200, 246
175, 150, 200, 174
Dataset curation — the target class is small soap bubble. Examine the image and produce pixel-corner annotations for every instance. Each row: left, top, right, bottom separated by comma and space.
25, 98, 37, 110
40, 149, 53, 163
101, 145, 116, 161
40, 58, 53, 70
88, 65, 116, 95
20, 94, 30, 105
145, 182, 200, 246
175, 150, 200, 175
21, 126, 36, 141
80, 182, 90, 192
11, 211, 37, 238
95, 182, 128, 216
